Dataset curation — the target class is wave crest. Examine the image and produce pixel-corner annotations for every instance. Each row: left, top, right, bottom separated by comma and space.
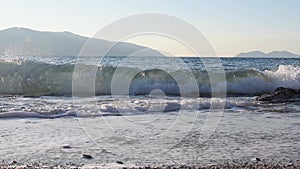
0, 60, 299, 96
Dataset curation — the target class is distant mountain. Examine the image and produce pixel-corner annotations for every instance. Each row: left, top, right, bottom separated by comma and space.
236, 50, 300, 58
0, 27, 161, 56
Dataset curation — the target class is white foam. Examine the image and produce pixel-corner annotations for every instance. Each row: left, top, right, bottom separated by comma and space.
226, 65, 300, 94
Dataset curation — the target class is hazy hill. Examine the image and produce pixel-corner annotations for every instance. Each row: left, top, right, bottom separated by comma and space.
0, 27, 161, 56
236, 50, 300, 58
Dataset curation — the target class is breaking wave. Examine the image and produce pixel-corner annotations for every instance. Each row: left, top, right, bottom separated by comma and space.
0, 59, 299, 96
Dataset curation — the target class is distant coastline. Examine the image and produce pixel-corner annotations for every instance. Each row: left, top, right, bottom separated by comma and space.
236, 50, 300, 58
0, 27, 161, 56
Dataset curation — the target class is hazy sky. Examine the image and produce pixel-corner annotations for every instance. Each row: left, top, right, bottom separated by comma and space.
1, 0, 299, 56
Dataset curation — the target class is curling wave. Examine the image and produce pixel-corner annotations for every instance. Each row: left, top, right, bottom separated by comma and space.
0, 59, 299, 96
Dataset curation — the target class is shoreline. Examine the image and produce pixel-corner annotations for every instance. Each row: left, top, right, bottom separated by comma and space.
0, 162, 300, 169
1, 160, 300, 169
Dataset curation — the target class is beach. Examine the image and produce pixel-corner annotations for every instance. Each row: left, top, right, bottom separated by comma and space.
0, 56, 299, 168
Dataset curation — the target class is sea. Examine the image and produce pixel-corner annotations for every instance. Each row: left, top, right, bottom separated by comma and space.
0, 55, 299, 167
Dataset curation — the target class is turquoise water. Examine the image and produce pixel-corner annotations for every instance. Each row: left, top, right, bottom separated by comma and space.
0, 56, 299, 96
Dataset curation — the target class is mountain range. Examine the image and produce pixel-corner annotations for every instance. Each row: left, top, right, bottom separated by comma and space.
0, 27, 161, 56
1, 27, 299, 58
236, 51, 300, 58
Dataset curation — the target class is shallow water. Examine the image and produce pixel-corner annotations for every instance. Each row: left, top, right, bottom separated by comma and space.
0, 109, 299, 166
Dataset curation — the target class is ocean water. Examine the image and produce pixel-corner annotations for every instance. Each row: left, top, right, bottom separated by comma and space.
0, 56, 299, 166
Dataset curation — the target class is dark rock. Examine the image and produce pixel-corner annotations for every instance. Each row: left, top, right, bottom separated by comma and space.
251, 157, 261, 162
11, 160, 17, 164
82, 154, 93, 159
256, 87, 300, 102
116, 160, 123, 164
62, 145, 72, 149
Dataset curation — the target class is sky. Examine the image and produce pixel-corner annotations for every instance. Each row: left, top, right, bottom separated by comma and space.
0, 0, 299, 56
